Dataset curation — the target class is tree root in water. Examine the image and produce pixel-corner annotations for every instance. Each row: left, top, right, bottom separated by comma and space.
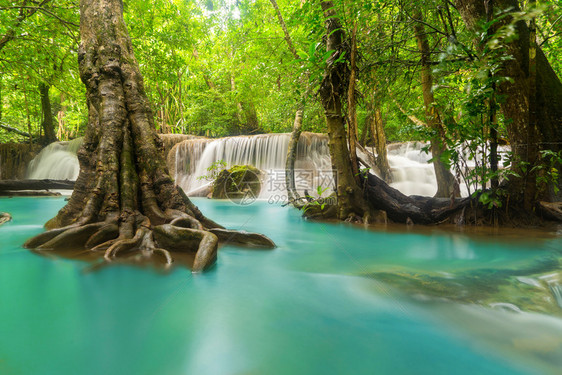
24, 211, 275, 273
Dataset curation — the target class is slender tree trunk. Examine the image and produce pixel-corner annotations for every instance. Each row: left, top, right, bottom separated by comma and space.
413, 11, 456, 198
269, 0, 306, 201
364, 97, 391, 183
319, 1, 366, 220
285, 107, 303, 201
22, 85, 33, 145
24, 0, 274, 272
39, 83, 57, 144
57, 92, 67, 140
347, 22, 360, 183
372, 106, 392, 183
455, 0, 562, 206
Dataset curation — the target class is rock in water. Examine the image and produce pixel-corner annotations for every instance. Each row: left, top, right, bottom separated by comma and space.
211, 165, 262, 201
0, 212, 12, 226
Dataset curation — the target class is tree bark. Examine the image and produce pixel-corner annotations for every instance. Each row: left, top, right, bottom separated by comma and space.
368, 98, 392, 183
24, 0, 274, 272
413, 11, 456, 198
269, 0, 305, 202
0, 179, 75, 191
455, 0, 562, 206
39, 83, 57, 144
285, 108, 303, 201
319, 1, 366, 220
347, 22, 360, 183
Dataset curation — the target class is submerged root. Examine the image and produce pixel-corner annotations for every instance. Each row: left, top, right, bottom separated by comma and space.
25, 210, 274, 272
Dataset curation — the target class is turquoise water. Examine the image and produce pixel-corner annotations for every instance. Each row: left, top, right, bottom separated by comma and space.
1, 197, 562, 375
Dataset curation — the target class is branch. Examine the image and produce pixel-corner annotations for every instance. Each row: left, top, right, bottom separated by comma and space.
0, 122, 32, 137
0, 0, 53, 53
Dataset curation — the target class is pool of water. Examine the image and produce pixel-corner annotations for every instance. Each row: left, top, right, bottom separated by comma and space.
1, 197, 562, 375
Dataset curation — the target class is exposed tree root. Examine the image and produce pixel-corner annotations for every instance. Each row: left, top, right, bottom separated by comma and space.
25, 210, 274, 272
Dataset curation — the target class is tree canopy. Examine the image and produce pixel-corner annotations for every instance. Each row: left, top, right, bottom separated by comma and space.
2, 0, 561, 211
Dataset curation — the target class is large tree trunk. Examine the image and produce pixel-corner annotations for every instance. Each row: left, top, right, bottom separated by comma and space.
455, 0, 562, 206
318, 1, 366, 220
24, 0, 274, 272
39, 83, 57, 144
413, 11, 456, 198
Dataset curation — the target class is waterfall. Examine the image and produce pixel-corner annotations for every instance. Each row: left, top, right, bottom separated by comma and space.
174, 132, 333, 200
26, 138, 83, 180
25, 134, 497, 199
387, 142, 437, 196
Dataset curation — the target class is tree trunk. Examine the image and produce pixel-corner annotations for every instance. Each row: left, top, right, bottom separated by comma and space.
24, 0, 274, 272
347, 22, 360, 183
455, 0, 562, 206
413, 11, 456, 198
39, 83, 57, 144
368, 98, 392, 183
269, 0, 305, 202
319, 1, 366, 220
285, 107, 303, 202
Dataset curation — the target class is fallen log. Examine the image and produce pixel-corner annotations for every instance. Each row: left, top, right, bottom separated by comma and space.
0, 123, 32, 138
0, 179, 75, 192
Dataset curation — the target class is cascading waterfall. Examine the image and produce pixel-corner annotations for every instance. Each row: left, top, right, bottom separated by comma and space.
174, 132, 333, 200
386, 142, 437, 196
25, 134, 509, 199
26, 138, 83, 180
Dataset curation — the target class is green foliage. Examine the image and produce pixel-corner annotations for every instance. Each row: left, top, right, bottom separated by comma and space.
1, 0, 560, 208
532, 150, 562, 196
198, 159, 227, 181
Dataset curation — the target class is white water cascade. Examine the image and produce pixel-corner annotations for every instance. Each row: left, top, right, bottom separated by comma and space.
26, 138, 83, 180
173, 133, 333, 200
386, 142, 437, 196
25, 134, 486, 200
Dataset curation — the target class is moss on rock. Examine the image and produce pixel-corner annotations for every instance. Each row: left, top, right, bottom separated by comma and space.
211, 165, 262, 201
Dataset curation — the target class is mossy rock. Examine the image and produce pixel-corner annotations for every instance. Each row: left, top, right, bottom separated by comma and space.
211, 165, 262, 201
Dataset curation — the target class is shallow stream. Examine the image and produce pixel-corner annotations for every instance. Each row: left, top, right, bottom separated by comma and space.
1, 197, 561, 374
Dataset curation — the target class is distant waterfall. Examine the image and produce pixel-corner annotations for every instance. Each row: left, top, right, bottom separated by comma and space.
26, 138, 83, 180
173, 132, 333, 199
25, 134, 489, 199
387, 142, 437, 196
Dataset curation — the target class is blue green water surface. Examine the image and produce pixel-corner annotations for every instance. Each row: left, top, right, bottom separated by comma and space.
1, 197, 561, 375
